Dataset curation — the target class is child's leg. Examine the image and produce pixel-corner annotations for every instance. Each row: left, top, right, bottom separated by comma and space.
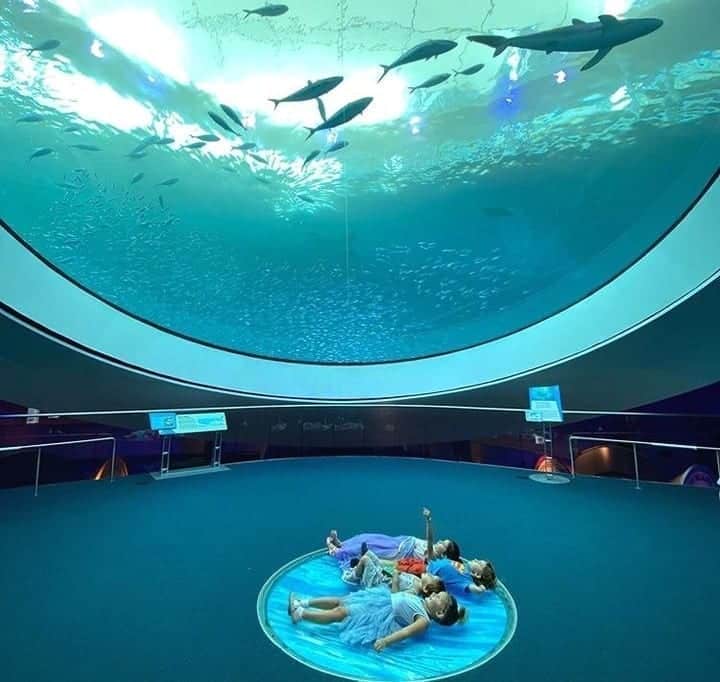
289, 593, 348, 624
300, 606, 348, 624
308, 597, 343, 609
353, 550, 382, 578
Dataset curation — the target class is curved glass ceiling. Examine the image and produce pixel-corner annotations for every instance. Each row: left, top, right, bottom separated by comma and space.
1, 0, 718, 364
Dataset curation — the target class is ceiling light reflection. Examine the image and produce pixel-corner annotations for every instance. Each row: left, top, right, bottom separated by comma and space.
88, 9, 188, 83
90, 39, 104, 58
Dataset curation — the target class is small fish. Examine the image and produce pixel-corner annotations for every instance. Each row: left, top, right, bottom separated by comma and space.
155, 137, 175, 146
27, 39, 60, 55
71, 144, 102, 151
130, 172, 145, 185
233, 142, 257, 151
297, 193, 315, 204
247, 152, 268, 164
157, 178, 179, 187
209, 111, 239, 135
16, 113, 44, 123
454, 63, 485, 76
129, 136, 159, 156
409, 73, 452, 93
56, 182, 80, 190
126, 151, 148, 159
325, 140, 349, 154
63, 124, 82, 133
222, 166, 237, 174
302, 149, 321, 169
29, 147, 53, 160
243, 4, 288, 19
193, 134, 220, 142
159, 195, 165, 209
183, 141, 206, 149
220, 104, 245, 129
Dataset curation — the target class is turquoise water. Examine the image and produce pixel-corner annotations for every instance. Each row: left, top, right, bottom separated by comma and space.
1, 0, 718, 363
258, 550, 515, 681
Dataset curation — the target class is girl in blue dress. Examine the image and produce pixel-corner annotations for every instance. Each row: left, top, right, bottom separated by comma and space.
288, 587, 465, 651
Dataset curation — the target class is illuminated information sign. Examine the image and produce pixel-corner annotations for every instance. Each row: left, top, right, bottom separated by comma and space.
525, 385, 564, 423
149, 412, 227, 435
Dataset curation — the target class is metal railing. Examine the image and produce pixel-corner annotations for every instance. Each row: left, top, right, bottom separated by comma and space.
0, 437, 117, 496
1, 403, 717, 420
568, 434, 720, 491
1, 403, 719, 496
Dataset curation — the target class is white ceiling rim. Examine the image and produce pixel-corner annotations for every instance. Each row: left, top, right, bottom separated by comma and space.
0, 172, 718, 401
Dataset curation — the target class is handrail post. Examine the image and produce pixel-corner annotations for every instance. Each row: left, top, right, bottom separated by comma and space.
632, 443, 641, 490
110, 438, 117, 482
160, 436, 172, 476
568, 436, 576, 478
545, 423, 553, 481
715, 450, 720, 501
34, 447, 42, 497
211, 431, 223, 467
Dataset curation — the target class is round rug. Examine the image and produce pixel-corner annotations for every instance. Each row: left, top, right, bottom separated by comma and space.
257, 549, 517, 681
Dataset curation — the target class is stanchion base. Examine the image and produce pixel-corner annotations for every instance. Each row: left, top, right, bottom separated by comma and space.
151, 465, 230, 480
529, 473, 571, 485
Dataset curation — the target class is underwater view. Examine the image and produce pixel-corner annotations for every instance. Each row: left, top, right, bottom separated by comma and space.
0, 0, 718, 363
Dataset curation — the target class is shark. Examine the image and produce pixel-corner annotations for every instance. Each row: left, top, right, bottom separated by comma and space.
304, 97, 373, 139
378, 39, 458, 82
467, 14, 663, 71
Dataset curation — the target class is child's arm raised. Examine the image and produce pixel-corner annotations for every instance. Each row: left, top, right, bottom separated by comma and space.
423, 507, 436, 560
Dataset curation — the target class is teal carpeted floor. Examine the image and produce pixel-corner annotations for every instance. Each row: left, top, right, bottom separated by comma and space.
1, 456, 718, 682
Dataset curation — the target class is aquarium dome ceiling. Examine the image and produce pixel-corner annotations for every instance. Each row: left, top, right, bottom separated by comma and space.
0, 0, 718, 390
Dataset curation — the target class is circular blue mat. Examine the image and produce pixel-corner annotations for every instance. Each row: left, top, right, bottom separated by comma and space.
257, 550, 517, 681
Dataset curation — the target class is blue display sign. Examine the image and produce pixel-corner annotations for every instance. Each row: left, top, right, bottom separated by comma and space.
527, 385, 564, 422
149, 412, 177, 431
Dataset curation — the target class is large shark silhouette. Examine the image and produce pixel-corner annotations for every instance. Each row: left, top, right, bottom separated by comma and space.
468, 15, 663, 71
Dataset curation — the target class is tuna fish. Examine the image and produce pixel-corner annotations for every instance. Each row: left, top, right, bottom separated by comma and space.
269, 76, 344, 109
243, 5, 288, 18
302, 150, 321, 169
27, 39, 60, 55
378, 40, 457, 82
220, 104, 246, 129
71, 144, 102, 151
304, 97, 373, 139
29, 147, 53, 160
454, 63, 485, 76
325, 140, 349, 154
409, 73, 452, 93
233, 142, 257, 151
209, 111, 239, 135
16, 113, 44, 123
